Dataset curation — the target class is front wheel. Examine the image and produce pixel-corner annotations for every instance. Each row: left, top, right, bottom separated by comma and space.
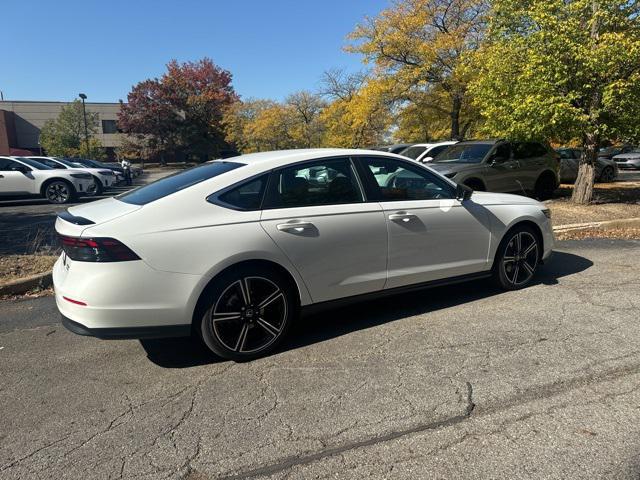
534, 173, 557, 200
200, 266, 296, 361
44, 180, 75, 204
88, 177, 103, 196
493, 226, 540, 290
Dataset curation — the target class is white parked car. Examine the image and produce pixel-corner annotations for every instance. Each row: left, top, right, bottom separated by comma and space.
0, 156, 95, 204
26, 156, 117, 195
54, 149, 554, 360
399, 141, 458, 163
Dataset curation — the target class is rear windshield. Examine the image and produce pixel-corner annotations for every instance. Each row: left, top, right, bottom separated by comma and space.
118, 161, 244, 205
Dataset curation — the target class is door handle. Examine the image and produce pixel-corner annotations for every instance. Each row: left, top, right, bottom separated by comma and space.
388, 212, 417, 222
0, 175, 3, 178
277, 221, 315, 232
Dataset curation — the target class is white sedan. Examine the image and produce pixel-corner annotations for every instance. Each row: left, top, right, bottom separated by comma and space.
0, 156, 95, 203
54, 149, 554, 360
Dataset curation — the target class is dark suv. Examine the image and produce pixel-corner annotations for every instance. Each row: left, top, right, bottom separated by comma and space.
427, 139, 560, 199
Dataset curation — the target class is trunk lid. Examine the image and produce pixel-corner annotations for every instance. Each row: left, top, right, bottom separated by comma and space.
55, 197, 142, 237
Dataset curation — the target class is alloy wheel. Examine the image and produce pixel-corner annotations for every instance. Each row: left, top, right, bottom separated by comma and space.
501, 231, 538, 286
46, 182, 70, 203
210, 276, 287, 354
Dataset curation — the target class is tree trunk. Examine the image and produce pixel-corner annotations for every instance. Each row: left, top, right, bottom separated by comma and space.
450, 95, 461, 140
572, 0, 601, 205
571, 133, 598, 204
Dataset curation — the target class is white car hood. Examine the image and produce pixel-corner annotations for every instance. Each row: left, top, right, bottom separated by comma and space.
470, 191, 543, 207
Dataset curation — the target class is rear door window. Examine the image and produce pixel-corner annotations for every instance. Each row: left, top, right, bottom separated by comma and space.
263, 158, 363, 209
118, 161, 244, 205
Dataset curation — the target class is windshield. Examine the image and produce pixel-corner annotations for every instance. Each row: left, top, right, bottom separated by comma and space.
19, 158, 53, 170
433, 144, 492, 163
118, 161, 244, 205
400, 146, 427, 160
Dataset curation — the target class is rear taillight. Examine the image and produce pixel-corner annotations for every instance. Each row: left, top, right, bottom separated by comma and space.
59, 235, 140, 262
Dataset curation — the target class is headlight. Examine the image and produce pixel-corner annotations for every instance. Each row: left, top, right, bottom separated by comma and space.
542, 208, 551, 219
98, 170, 114, 175
444, 172, 457, 179
70, 173, 92, 179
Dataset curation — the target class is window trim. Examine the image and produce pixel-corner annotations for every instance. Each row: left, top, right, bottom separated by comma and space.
262, 156, 366, 210
206, 172, 270, 211
352, 155, 457, 202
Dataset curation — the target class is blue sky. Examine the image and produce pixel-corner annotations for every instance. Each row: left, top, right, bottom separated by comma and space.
1, 0, 389, 103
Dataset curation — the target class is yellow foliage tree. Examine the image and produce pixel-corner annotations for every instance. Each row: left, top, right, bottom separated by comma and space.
348, 0, 488, 140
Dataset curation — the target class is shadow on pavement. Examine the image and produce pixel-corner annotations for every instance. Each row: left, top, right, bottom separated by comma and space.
140, 251, 593, 369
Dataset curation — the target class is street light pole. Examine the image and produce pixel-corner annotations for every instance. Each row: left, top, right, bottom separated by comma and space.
78, 93, 89, 157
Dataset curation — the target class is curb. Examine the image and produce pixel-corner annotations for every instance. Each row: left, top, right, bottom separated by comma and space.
0, 272, 52, 296
553, 217, 640, 233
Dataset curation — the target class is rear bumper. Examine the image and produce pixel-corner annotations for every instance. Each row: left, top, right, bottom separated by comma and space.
53, 255, 202, 331
61, 315, 190, 339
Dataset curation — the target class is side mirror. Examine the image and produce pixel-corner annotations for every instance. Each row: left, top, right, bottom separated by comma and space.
11, 165, 30, 173
490, 155, 507, 165
455, 183, 473, 201
422, 156, 434, 163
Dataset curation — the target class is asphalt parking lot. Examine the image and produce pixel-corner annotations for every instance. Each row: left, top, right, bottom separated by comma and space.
0, 170, 174, 255
1, 239, 640, 479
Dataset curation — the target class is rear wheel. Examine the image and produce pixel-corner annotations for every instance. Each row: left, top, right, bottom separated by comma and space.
44, 180, 76, 204
598, 166, 615, 183
493, 225, 540, 290
200, 265, 296, 361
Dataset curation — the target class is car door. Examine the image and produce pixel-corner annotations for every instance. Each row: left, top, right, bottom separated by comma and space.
356, 156, 492, 289
259, 157, 388, 303
513, 142, 551, 191
558, 149, 578, 182
0, 158, 35, 195
482, 142, 521, 192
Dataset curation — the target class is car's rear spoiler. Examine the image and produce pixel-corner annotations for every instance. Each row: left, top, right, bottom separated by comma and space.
57, 210, 95, 226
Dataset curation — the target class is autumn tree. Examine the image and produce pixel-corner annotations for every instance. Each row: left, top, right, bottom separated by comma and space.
40, 100, 105, 159
348, 0, 488, 140
285, 91, 326, 148
223, 92, 325, 152
119, 58, 238, 162
320, 70, 393, 147
223, 99, 278, 152
469, 0, 640, 204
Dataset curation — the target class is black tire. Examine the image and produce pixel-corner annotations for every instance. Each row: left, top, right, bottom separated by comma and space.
534, 173, 557, 200
464, 178, 485, 191
493, 224, 540, 290
200, 265, 296, 361
89, 177, 103, 196
598, 167, 615, 183
43, 179, 76, 204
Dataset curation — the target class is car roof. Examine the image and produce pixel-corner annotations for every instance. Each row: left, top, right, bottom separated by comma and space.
225, 148, 407, 171
454, 139, 501, 146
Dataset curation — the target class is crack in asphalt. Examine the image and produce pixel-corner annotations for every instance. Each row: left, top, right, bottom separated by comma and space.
217, 359, 640, 480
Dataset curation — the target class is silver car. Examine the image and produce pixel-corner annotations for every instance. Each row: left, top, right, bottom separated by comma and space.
557, 148, 618, 182
612, 148, 640, 170
428, 140, 560, 200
